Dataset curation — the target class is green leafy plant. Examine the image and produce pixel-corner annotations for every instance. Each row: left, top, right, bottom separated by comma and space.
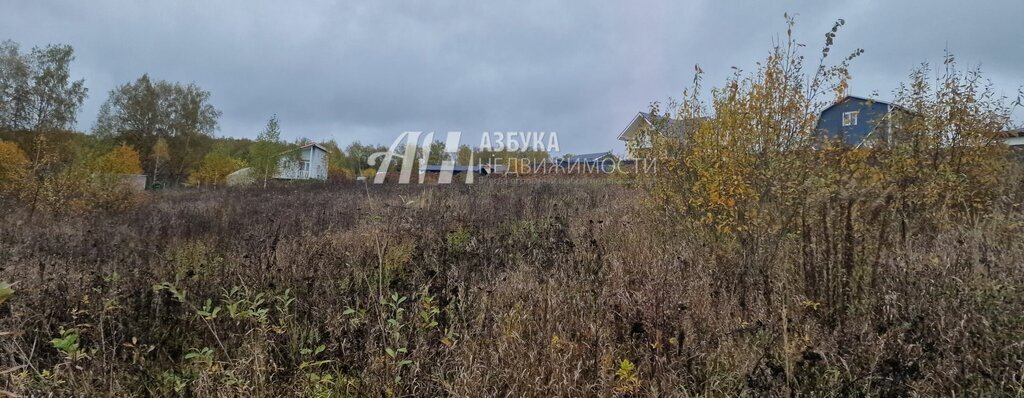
445, 228, 473, 254
299, 343, 333, 372
0, 281, 14, 305
613, 359, 640, 395
382, 292, 415, 372
417, 289, 440, 330
220, 286, 270, 323
152, 282, 187, 302
184, 346, 215, 368
196, 298, 222, 320
50, 328, 85, 361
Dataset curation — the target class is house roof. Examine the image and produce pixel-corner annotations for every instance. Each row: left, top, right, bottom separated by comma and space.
1000, 128, 1024, 138
298, 142, 330, 152
278, 142, 330, 156
564, 151, 613, 162
617, 113, 647, 141
819, 95, 896, 114
618, 111, 704, 141
226, 167, 252, 177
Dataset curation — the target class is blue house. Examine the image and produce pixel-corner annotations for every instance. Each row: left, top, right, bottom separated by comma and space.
618, 95, 1023, 153
817, 96, 1024, 149
815, 96, 900, 147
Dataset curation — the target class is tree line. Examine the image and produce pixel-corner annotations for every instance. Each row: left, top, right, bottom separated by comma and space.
1, 39, 551, 192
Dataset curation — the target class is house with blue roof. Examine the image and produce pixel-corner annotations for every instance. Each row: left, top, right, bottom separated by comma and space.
814, 96, 903, 147
814, 96, 1024, 148
618, 95, 1022, 154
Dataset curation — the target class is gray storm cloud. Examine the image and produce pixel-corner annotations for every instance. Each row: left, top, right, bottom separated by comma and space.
2, 0, 1021, 153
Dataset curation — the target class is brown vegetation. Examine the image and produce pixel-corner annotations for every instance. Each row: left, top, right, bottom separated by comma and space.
2, 18, 1023, 397
0, 179, 1022, 396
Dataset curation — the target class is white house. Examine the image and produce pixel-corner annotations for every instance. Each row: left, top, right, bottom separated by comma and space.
617, 112, 700, 159
1004, 128, 1024, 148
275, 143, 329, 180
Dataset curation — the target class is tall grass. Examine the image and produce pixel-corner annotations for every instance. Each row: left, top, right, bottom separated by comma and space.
1, 180, 1021, 396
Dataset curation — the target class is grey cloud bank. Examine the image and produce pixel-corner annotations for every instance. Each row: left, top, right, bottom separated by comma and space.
1, 0, 1021, 154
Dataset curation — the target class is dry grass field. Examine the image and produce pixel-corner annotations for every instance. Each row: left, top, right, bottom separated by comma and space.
2, 5, 1022, 397
2, 180, 1022, 396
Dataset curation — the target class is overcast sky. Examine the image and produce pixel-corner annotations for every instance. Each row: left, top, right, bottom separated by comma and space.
2, 0, 1021, 154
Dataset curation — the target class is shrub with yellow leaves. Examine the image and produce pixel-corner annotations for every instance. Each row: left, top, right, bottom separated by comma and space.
187, 151, 246, 187
92, 144, 143, 175
0, 140, 31, 197
633, 17, 1019, 386
328, 164, 355, 182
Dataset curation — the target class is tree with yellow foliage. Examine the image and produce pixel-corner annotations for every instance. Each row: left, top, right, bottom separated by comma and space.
634, 17, 1018, 388
328, 165, 354, 182
0, 141, 29, 180
93, 144, 143, 175
359, 168, 377, 180
0, 140, 31, 197
188, 150, 245, 187
151, 137, 171, 184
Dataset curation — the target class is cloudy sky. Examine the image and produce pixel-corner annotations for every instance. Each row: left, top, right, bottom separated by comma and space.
2, 0, 1021, 154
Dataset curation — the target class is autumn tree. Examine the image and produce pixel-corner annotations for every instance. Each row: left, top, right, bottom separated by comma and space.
345, 142, 389, 172
0, 140, 29, 178
427, 140, 450, 166
0, 40, 88, 131
188, 149, 245, 187
456, 144, 473, 165
5, 137, 146, 214
151, 137, 170, 185
248, 116, 285, 188
359, 167, 377, 180
92, 144, 143, 175
322, 140, 353, 182
881, 54, 1014, 216
0, 140, 30, 198
94, 74, 221, 184
635, 17, 1018, 388
636, 17, 864, 233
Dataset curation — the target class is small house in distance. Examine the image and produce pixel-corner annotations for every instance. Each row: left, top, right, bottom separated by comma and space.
225, 142, 329, 186
1003, 128, 1024, 148
275, 142, 329, 180
814, 96, 901, 146
558, 151, 616, 172
617, 111, 701, 159
618, 95, 1024, 155
814, 95, 1023, 148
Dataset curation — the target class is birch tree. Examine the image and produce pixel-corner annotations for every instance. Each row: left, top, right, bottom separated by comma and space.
248, 116, 284, 188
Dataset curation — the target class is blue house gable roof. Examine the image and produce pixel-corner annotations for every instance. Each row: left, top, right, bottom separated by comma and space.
815, 96, 894, 146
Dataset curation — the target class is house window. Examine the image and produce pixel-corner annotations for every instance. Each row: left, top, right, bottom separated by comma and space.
300, 161, 310, 172
842, 111, 859, 126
